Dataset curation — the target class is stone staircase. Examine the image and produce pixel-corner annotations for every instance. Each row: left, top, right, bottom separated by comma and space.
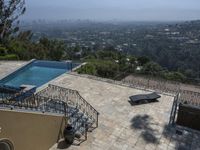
0, 84, 99, 144
36, 84, 99, 142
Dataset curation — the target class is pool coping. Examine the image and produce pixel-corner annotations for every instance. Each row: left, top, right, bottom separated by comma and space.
36, 71, 70, 92
35, 62, 83, 92
0, 59, 36, 81
0, 59, 82, 89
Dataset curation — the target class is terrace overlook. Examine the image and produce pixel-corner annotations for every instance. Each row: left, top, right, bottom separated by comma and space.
0, 61, 200, 150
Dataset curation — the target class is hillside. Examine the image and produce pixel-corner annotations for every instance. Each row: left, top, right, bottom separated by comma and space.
20, 20, 200, 80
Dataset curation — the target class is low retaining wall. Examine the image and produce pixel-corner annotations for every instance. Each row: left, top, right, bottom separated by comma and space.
0, 109, 66, 150
176, 104, 200, 131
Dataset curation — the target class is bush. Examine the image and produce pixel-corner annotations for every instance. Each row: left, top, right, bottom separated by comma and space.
77, 60, 119, 78
0, 45, 8, 56
141, 61, 163, 76
137, 56, 150, 66
164, 72, 186, 82
77, 63, 97, 75
0, 54, 19, 60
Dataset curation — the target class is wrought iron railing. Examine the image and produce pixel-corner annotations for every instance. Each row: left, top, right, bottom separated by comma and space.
0, 93, 38, 109
179, 90, 200, 107
0, 84, 99, 142
0, 86, 20, 101
36, 85, 99, 141
36, 84, 99, 128
70, 73, 181, 96
1, 91, 88, 139
169, 93, 179, 126
169, 89, 200, 127
122, 77, 181, 95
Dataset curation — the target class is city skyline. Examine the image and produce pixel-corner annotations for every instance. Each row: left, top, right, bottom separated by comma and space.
22, 0, 200, 21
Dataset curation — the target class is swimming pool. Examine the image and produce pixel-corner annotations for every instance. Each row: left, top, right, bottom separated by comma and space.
0, 60, 78, 88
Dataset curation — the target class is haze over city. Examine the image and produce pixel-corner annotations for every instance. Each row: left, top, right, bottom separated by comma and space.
22, 0, 200, 21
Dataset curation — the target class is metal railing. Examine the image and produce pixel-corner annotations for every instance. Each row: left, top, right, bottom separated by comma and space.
169, 90, 200, 127
122, 77, 181, 95
0, 86, 20, 101
70, 73, 200, 110
0, 84, 99, 141
70, 72, 181, 96
0, 92, 89, 140
37, 84, 99, 128
169, 93, 179, 126
179, 90, 200, 107
36, 84, 99, 141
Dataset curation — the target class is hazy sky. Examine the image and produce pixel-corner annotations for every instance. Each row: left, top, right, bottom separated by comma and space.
22, 0, 200, 21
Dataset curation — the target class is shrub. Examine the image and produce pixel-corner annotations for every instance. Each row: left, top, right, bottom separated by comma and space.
0, 54, 19, 60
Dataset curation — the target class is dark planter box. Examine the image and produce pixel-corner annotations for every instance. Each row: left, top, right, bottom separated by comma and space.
176, 103, 200, 131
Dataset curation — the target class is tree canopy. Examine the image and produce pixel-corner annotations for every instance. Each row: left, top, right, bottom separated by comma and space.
0, 0, 26, 42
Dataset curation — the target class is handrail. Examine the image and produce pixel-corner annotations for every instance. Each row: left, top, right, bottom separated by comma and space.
76, 92, 99, 115
37, 84, 99, 128
46, 84, 99, 115
70, 72, 180, 96
48, 84, 99, 127
179, 90, 200, 107
169, 93, 179, 125
0, 86, 21, 101
34, 93, 93, 139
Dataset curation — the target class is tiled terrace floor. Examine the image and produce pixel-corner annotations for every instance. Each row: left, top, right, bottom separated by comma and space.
0, 61, 199, 150
50, 74, 200, 150
0, 61, 26, 79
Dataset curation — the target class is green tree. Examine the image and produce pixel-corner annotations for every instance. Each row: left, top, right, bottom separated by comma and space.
0, 0, 26, 42
164, 72, 186, 82
39, 37, 65, 61
137, 56, 150, 66
77, 63, 96, 75
77, 60, 119, 79
142, 61, 163, 76
0, 44, 7, 56
129, 55, 137, 65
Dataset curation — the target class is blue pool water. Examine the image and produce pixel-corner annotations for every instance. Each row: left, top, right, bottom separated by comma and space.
4, 66, 67, 87
0, 60, 76, 88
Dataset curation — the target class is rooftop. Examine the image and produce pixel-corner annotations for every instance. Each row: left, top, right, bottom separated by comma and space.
0, 61, 200, 150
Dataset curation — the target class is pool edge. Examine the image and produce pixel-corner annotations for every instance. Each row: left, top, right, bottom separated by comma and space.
0, 59, 36, 82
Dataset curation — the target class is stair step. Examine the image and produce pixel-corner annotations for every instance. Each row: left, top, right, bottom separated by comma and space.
72, 115, 94, 134
69, 113, 84, 125
67, 106, 79, 117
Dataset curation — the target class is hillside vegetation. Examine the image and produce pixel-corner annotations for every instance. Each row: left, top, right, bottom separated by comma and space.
0, 0, 199, 84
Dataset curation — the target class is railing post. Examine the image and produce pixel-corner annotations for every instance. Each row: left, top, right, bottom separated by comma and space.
96, 113, 99, 128
147, 78, 150, 89
169, 93, 179, 126
63, 102, 68, 125
85, 123, 88, 141
42, 98, 45, 113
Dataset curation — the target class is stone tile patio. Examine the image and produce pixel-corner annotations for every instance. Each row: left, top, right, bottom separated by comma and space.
49, 74, 200, 150
0, 61, 199, 150
0, 61, 26, 79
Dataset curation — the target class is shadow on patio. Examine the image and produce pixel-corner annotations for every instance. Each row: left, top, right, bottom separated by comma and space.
57, 140, 72, 149
162, 124, 200, 150
130, 114, 160, 144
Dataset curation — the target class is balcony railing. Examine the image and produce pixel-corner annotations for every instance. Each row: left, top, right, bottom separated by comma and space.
179, 90, 200, 107
169, 93, 179, 125
0, 86, 20, 101
36, 84, 99, 128
70, 73, 181, 96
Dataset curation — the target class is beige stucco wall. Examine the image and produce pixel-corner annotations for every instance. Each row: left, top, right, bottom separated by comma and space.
0, 109, 66, 150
